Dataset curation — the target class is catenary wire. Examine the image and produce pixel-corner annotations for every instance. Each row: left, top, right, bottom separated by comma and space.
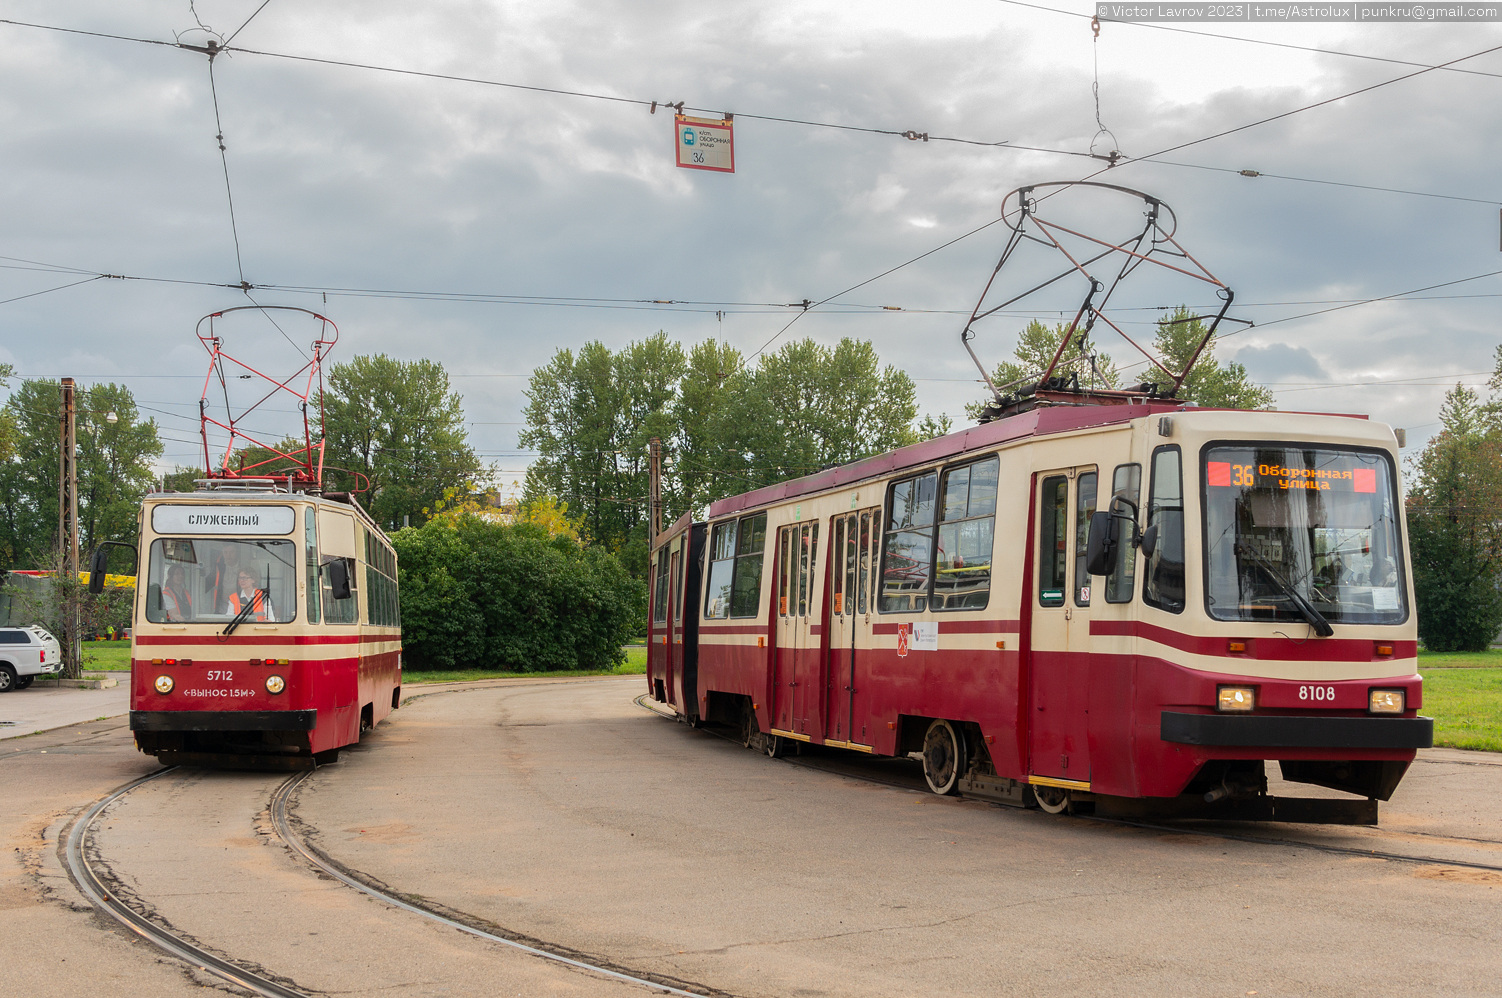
993, 0, 1502, 81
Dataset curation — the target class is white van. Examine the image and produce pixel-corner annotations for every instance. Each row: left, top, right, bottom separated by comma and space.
0, 627, 63, 691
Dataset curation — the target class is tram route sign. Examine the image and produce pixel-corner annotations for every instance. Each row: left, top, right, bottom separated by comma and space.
675, 114, 735, 173
151, 504, 296, 535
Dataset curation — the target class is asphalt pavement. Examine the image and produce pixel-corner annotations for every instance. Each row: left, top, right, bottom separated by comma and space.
0, 680, 129, 741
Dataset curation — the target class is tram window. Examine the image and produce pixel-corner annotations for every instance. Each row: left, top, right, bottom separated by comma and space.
146, 538, 298, 623
1039, 476, 1068, 606
322, 557, 359, 623
704, 522, 736, 619
833, 519, 846, 614
730, 513, 766, 617
671, 545, 684, 623
798, 524, 811, 616
1073, 472, 1098, 606
857, 513, 871, 615
1144, 446, 1186, 613
934, 458, 998, 611
1106, 464, 1141, 603
304, 508, 321, 624
777, 529, 791, 616
880, 472, 938, 612
651, 553, 669, 624
843, 516, 857, 616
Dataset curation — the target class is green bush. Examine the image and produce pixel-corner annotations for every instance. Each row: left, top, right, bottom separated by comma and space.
391, 515, 645, 671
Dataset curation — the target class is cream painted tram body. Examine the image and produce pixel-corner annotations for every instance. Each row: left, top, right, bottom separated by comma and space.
649, 403, 1431, 821
128, 484, 401, 766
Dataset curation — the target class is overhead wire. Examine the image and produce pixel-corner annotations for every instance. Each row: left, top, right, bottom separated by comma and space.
0, 15, 1494, 208
992, 0, 1502, 81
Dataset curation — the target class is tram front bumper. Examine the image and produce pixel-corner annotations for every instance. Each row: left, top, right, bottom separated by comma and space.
1160, 711, 1433, 749
131, 709, 318, 732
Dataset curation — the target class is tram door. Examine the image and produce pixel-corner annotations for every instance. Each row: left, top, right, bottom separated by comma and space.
773, 521, 819, 736
826, 509, 879, 744
1028, 467, 1098, 783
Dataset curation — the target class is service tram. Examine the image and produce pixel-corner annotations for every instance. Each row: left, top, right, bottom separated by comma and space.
119, 480, 402, 767
648, 404, 1432, 823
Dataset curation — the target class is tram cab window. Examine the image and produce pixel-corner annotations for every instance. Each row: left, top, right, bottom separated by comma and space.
1144, 447, 1186, 613
304, 508, 321, 624
1073, 472, 1098, 606
704, 513, 767, 619
145, 537, 297, 623
933, 457, 998, 610
1105, 464, 1141, 603
1038, 476, 1068, 606
1203, 445, 1406, 625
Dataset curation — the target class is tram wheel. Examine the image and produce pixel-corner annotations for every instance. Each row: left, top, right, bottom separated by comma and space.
763, 733, 785, 758
921, 719, 966, 796
1034, 785, 1070, 814
741, 702, 758, 749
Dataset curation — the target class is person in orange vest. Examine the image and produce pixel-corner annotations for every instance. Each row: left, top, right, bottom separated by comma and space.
162, 564, 193, 622
224, 568, 276, 622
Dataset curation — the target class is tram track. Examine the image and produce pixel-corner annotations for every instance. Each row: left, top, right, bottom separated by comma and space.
267, 770, 726, 998
634, 694, 1502, 875
63, 678, 728, 998
63, 766, 313, 998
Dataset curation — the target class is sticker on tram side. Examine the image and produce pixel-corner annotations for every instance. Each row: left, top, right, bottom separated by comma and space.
896, 624, 909, 657
912, 622, 938, 651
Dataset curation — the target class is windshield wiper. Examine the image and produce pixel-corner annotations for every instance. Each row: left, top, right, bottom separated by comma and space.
1235, 542, 1334, 637
221, 587, 267, 637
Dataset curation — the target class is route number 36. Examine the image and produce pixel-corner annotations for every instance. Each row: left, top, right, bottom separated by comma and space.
1299, 685, 1335, 701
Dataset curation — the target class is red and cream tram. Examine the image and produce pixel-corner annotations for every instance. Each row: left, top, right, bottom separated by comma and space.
112, 481, 402, 767
648, 403, 1431, 822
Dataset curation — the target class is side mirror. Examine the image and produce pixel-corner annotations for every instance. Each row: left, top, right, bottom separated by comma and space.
328, 559, 352, 600
1140, 523, 1159, 559
88, 547, 110, 594
1084, 510, 1117, 576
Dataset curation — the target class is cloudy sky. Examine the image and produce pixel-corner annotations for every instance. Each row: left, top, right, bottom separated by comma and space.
2, 0, 1499, 492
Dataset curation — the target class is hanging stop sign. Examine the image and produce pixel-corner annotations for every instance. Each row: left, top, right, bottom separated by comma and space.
675, 114, 734, 173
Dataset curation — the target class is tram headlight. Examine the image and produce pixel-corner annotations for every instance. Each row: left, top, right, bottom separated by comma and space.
1369, 689, 1405, 714
154, 674, 174, 694
1216, 686, 1256, 712
265, 674, 286, 695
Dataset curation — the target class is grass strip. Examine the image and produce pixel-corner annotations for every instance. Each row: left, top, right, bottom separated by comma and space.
1420, 666, 1502, 752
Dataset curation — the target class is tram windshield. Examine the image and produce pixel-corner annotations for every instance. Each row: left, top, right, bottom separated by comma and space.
144, 538, 298, 624
1203, 445, 1406, 626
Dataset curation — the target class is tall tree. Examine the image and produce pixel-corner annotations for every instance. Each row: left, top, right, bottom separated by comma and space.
320, 355, 481, 530
0, 378, 160, 569
1406, 384, 1502, 651
521, 333, 925, 574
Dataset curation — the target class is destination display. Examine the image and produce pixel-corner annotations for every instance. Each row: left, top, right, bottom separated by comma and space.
151, 504, 296, 535
1205, 458, 1378, 493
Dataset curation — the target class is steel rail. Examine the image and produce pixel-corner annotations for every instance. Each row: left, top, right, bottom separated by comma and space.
63, 767, 314, 998
269, 754, 721, 998
630, 695, 1502, 872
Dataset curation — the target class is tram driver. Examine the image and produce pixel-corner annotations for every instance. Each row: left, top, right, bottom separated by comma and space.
225, 568, 278, 622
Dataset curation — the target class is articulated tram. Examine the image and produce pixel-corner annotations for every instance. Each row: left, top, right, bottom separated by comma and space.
648, 403, 1432, 822
117, 481, 401, 767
